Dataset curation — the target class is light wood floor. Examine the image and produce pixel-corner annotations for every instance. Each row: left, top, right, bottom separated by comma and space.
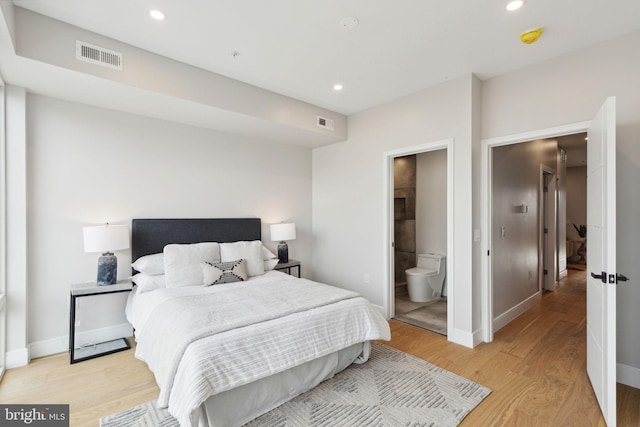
0, 270, 638, 426
390, 270, 639, 426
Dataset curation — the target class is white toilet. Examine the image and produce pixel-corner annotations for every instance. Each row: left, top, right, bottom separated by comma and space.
405, 253, 446, 302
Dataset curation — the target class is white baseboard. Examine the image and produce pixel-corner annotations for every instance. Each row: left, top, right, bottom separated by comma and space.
6, 347, 29, 369
472, 329, 485, 347
447, 327, 474, 348
493, 292, 542, 332
28, 322, 134, 360
618, 362, 640, 389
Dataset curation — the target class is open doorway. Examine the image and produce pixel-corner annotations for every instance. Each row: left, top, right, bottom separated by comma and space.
481, 99, 620, 424
383, 139, 454, 338
392, 151, 448, 335
481, 125, 588, 339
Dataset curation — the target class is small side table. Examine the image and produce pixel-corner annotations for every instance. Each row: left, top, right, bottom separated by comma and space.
69, 280, 133, 364
274, 259, 301, 278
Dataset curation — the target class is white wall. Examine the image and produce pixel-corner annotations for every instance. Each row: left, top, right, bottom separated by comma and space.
482, 30, 640, 384
5, 85, 28, 366
313, 74, 479, 346
416, 149, 447, 256
14, 94, 313, 361
491, 139, 557, 325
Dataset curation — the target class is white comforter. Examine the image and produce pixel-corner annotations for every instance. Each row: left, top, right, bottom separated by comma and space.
128, 271, 390, 427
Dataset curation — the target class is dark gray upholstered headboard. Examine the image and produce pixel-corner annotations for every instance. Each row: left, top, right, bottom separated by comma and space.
131, 218, 261, 267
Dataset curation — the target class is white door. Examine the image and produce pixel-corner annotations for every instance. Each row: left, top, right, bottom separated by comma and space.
586, 96, 619, 426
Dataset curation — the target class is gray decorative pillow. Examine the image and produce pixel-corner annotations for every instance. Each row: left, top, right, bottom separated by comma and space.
202, 259, 248, 286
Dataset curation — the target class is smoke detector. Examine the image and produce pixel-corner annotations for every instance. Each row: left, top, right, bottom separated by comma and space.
520, 28, 542, 45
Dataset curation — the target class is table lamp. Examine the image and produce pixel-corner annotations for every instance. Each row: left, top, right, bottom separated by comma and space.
270, 223, 296, 263
83, 223, 129, 285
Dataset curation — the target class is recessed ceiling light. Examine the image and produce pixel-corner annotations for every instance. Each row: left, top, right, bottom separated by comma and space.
149, 10, 165, 20
506, 0, 524, 11
333, 84, 343, 91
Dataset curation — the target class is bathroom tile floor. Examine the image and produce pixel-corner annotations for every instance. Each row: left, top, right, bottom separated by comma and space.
394, 286, 447, 336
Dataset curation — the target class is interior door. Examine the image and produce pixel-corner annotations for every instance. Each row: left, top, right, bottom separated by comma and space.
586, 96, 617, 426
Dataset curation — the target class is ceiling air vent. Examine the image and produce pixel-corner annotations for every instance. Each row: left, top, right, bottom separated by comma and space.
76, 41, 123, 71
317, 116, 334, 131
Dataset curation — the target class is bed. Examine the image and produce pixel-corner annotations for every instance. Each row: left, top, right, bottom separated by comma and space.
125, 218, 391, 427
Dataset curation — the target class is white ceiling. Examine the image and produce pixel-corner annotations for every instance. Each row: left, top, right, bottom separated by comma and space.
0, 0, 640, 146
10, 0, 640, 116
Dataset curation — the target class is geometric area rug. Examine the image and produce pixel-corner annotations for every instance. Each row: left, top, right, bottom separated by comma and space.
100, 342, 491, 427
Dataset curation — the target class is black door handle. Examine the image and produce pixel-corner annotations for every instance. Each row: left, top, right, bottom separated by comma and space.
617, 274, 629, 282
591, 271, 629, 284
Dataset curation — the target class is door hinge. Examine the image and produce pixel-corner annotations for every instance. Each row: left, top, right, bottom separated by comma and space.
544, 269, 548, 275
544, 228, 548, 234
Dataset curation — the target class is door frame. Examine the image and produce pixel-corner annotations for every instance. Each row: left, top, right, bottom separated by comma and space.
0, 82, 5, 378
383, 139, 454, 337
480, 121, 590, 342
540, 165, 558, 292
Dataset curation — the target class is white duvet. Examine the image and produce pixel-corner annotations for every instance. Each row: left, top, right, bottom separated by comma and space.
127, 271, 390, 427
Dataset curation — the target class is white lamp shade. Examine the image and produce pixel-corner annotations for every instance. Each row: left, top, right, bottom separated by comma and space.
83, 224, 130, 253
270, 223, 296, 242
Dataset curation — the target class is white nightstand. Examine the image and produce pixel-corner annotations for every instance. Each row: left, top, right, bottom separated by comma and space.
69, 280, 133, 364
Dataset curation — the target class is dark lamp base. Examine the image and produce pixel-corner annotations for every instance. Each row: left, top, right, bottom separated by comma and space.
97, 253, 117, 285
277, 242, 289, 264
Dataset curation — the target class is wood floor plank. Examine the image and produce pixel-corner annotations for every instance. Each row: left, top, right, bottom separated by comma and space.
496, 310, 564, 359
461, 371, 536, 427
512, 319, 580, 380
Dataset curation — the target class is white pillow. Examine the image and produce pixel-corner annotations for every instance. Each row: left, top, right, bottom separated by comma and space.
220, 240, 264, 277
131, 253, 164, 275
264, 258, 279, 270
164, 242, 221, 287
262, 245, 279, 271
131, 273, 166, 293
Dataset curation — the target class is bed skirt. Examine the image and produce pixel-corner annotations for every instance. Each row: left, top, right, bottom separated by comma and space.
198, 341, 369, 427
